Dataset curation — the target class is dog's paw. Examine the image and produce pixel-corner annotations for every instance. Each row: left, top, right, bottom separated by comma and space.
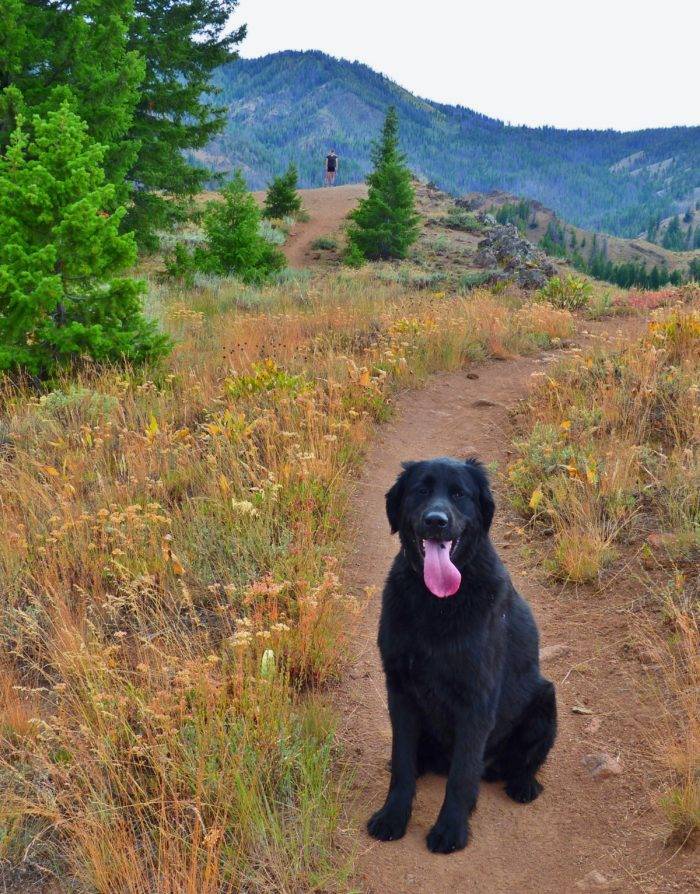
505, 776, 543, 804
367, 804, 410, 842
426, 816, 469, 854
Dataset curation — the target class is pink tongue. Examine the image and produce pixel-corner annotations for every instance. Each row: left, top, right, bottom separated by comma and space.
423, 540, 461, 597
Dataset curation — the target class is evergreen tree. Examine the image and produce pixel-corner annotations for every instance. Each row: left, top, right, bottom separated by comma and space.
262, 163, 302, 219
662, 215, 685, 251
124, 0, 246, 247
347, 106, 420, 260
199, 170, 285, 283
0, 1, 144, 196
0, 102, 168, 376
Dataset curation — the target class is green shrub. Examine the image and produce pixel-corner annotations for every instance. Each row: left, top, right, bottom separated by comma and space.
311, 236, 339, 251
343, 242, 366, 268
444, 208, 483, 232
536, 274, 592, 310
458, 271, 493, 290
199, 172, 286, 284
164, 243, 197, 288
262, 163, 303, 219
259, 219, 286, 245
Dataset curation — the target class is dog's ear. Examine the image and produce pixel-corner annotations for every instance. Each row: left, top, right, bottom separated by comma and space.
465, 458, 495, 532
385, 461, 415, 534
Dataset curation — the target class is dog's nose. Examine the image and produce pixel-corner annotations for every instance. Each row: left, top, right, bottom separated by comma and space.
424, 510, 449, 530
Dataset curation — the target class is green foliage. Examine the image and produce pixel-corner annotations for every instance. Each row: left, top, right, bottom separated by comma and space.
225, 359, 311, 400
347, 107, 420, 261
443, 208, 482, 232
0, 103, 168, 376
263, 163, 303, 219
258, 219, 286, 245
1, 1, 246, 250
0, 0, 144, 197
458, 271, 493, 290
661, 215, 686, 251
343, 242, 365, 268
310, 236, 339, 250
164, 243, 198, 288
536, 275, 592, 310
540, 226, 688, 289
539, 219, 568, 258
493, 200, 531, 233
123, 0, 246, 248
199, 172, 286, 283
689, 258, 700, 281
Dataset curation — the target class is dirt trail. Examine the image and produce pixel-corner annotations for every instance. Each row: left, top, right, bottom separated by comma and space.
255, 184, 367, 267
340, 322, 697, 894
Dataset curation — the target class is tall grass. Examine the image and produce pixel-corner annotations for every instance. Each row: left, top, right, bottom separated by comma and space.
508, 304, 699, 842
0, 271, 573, 890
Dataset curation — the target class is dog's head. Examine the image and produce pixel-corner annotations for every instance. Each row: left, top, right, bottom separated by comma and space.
385, 457, 495, 598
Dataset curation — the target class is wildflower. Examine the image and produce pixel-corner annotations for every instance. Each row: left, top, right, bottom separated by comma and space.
231, 499, 258, 517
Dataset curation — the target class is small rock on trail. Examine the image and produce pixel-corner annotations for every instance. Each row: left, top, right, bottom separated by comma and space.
575, 870, 613, 890
582, 753, 623, 779
539, 643, 572, 662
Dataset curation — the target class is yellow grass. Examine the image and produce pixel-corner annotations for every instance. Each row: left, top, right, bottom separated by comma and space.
508, 303, 699, 840
0, 270, 574, 890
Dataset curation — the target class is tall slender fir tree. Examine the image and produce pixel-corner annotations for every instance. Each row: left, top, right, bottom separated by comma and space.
347, 107, 420, 260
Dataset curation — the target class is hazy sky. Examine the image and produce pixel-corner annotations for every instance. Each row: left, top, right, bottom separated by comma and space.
233, 0, 698, 131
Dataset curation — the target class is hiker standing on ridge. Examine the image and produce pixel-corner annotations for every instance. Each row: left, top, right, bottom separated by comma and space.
324, 149, 338, 186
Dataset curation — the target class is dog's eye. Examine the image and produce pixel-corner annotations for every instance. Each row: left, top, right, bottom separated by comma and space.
452, 489, 464, 499
417, 486, 430, 496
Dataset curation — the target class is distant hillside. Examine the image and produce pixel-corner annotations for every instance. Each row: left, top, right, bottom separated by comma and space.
463, 191, 696, 274
196, 51, 700, 239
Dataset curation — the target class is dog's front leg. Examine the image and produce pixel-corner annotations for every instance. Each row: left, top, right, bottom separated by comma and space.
367, 686, 419, 841
426, 710, 492, 853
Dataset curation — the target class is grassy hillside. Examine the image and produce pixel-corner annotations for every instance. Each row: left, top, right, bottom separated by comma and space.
197, 51, 700, 239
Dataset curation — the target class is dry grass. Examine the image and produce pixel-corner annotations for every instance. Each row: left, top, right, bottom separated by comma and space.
508, 303, 699, 842
0, 270, 573, 891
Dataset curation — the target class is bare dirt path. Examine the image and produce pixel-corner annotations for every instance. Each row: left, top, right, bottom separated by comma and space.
339, 322, 697, 894
255, 184, 366, 267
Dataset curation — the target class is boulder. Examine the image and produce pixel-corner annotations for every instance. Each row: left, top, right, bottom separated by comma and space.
473, 221, 557, 288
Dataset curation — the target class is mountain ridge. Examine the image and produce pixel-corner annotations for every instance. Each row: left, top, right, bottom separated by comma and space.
198, 50, 699, 239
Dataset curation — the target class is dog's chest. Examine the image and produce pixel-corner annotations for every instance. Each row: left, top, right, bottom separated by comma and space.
401, 645, 472, 709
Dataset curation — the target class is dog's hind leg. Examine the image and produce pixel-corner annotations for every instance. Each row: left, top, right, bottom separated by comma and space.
496, 680, 557, 804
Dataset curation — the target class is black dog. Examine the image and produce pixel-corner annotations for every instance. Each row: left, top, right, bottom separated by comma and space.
367, 457, 556, 854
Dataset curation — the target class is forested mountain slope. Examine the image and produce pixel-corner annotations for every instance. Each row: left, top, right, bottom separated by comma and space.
197, 51, 699, 238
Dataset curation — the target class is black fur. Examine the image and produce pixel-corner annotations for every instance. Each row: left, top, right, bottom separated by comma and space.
368, 457, 557, 853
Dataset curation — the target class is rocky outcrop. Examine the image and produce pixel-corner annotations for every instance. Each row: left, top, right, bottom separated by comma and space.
474, 220, 557, 289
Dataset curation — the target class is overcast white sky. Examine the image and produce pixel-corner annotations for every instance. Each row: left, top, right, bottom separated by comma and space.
233, 0, 698, 131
